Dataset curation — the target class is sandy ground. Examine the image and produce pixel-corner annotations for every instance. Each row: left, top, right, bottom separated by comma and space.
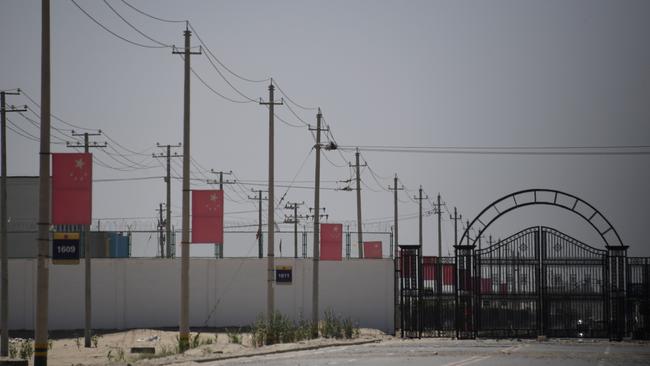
2, 328, 388, 366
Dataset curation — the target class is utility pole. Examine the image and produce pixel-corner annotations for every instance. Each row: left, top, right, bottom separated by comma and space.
172, 22, 201, 352
249, 190, 268, 258
35, 2, 51, 363
156, 203, 165, 257
284, 201, 304, 258
414, 186, 428, 249
350, 148, 366, 258
1, 90, 26, 357
259, 81, 283, 321
387, 174, 403, 259
310, 108, 323, 337
435, 194, 444, 258
450, 207, 462, 247
153, 143, 181, 258
388, 173, 403, 336
208, 169, 234, 258
67, 131, 106, 348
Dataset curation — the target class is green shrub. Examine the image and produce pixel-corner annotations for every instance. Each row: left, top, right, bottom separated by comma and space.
9, 341, 17, 358
320, 308, 358, 339
227, 328, 242, 344
19, 339, 33, 360
251, 312, 317, 347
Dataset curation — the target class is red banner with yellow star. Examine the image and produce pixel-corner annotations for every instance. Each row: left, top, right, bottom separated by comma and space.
320, 223, 342, 261
363, 241, 382, 259
52, 153, 93, 225
191, 190, 224, 244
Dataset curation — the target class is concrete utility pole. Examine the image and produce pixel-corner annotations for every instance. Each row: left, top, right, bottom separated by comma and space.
436, 194, 444, 258
450, 207, 462, 247
310, 108, 323, 337
259, 81, 282, 321
249, 190, 268, 258
414, 186, 428, 249
350, 148, 366, 258
388, 174, 403, 259
208, 169, 234, 258
172, 22, 201, 352
34, 1, 51, 364
156, 203, 166, 257
153, 143, 181, 258
1, 91, 25, 357
67, 131, 106, 348
388, 174, 403, 336
284, 202, 304, 258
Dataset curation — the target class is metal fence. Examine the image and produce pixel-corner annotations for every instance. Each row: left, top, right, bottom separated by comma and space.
399, 226, 650, 340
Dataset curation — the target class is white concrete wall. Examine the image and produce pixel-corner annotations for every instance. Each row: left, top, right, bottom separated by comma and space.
2, 258, 394, 333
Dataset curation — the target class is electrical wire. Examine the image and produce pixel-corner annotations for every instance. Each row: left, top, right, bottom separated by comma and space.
103, 0, 173, 47
273, 80, 318, 111
188, 22, 269, 84
197, 52, 258, 102
93, 176, 164, 183
71, 0, 169, 49
6, 119, 41, 143
339, 145, 650, 156
119, 0, 186, 23
190, 65, 252, 104
283, 101, 311, 127
274, 147, 314, 210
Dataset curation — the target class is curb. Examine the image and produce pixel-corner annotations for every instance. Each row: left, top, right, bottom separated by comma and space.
186, 338, 382, 364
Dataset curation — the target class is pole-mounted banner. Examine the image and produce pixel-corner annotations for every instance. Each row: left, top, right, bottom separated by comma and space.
363, 241, 382, 259
320, 223, 342, 261
52, 153, 92, 225
191, 189, 223, 244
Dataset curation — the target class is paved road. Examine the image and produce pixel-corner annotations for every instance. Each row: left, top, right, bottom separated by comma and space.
201, 338, 650, 366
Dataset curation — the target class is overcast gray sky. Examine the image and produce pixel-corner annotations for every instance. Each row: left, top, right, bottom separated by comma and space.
1, 0, 649, 257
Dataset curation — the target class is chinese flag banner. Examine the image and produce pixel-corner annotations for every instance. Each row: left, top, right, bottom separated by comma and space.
423, 257, 437, 280
320, 223, 342, 261
442, 264, 455, 285
191, 190, 224, 244
52, 153, 92, 225
363, 241, 382, 259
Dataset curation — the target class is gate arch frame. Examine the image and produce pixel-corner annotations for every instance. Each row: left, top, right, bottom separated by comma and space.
459, 188, 624, 249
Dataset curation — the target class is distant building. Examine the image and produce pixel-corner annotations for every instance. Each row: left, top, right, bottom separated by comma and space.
2, 176, 130, 258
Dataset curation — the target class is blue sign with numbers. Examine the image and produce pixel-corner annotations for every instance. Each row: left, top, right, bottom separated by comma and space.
275, 266, 292, 284
53, 232, 80, 264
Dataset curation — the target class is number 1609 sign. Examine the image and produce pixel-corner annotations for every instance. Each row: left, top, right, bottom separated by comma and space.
53, 232, 80, 265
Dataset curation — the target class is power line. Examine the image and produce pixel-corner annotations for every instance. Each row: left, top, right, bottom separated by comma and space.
273, 80, 318, 111
189, 64, 252, 104
196, 52, 257, 102
188, 22, 269, 84
70, 0, 169, 49
103, 0, 173, 47
119, 0, 186, 23
339, 145, 650, 156
283, 101, 311, 127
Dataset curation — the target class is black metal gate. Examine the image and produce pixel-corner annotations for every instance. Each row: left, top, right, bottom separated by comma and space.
399, 245, 421, 338
399, 226, 650, 339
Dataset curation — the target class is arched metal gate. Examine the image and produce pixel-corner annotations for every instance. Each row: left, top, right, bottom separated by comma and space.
399, 226, 649, 339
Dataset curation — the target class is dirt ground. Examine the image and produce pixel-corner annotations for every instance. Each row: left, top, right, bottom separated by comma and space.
3, 328, 388, 366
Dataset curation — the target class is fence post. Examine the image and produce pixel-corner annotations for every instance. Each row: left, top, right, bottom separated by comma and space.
454, 244, 476, 339
607, 245, 629, 340
536, 227, 544, 337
